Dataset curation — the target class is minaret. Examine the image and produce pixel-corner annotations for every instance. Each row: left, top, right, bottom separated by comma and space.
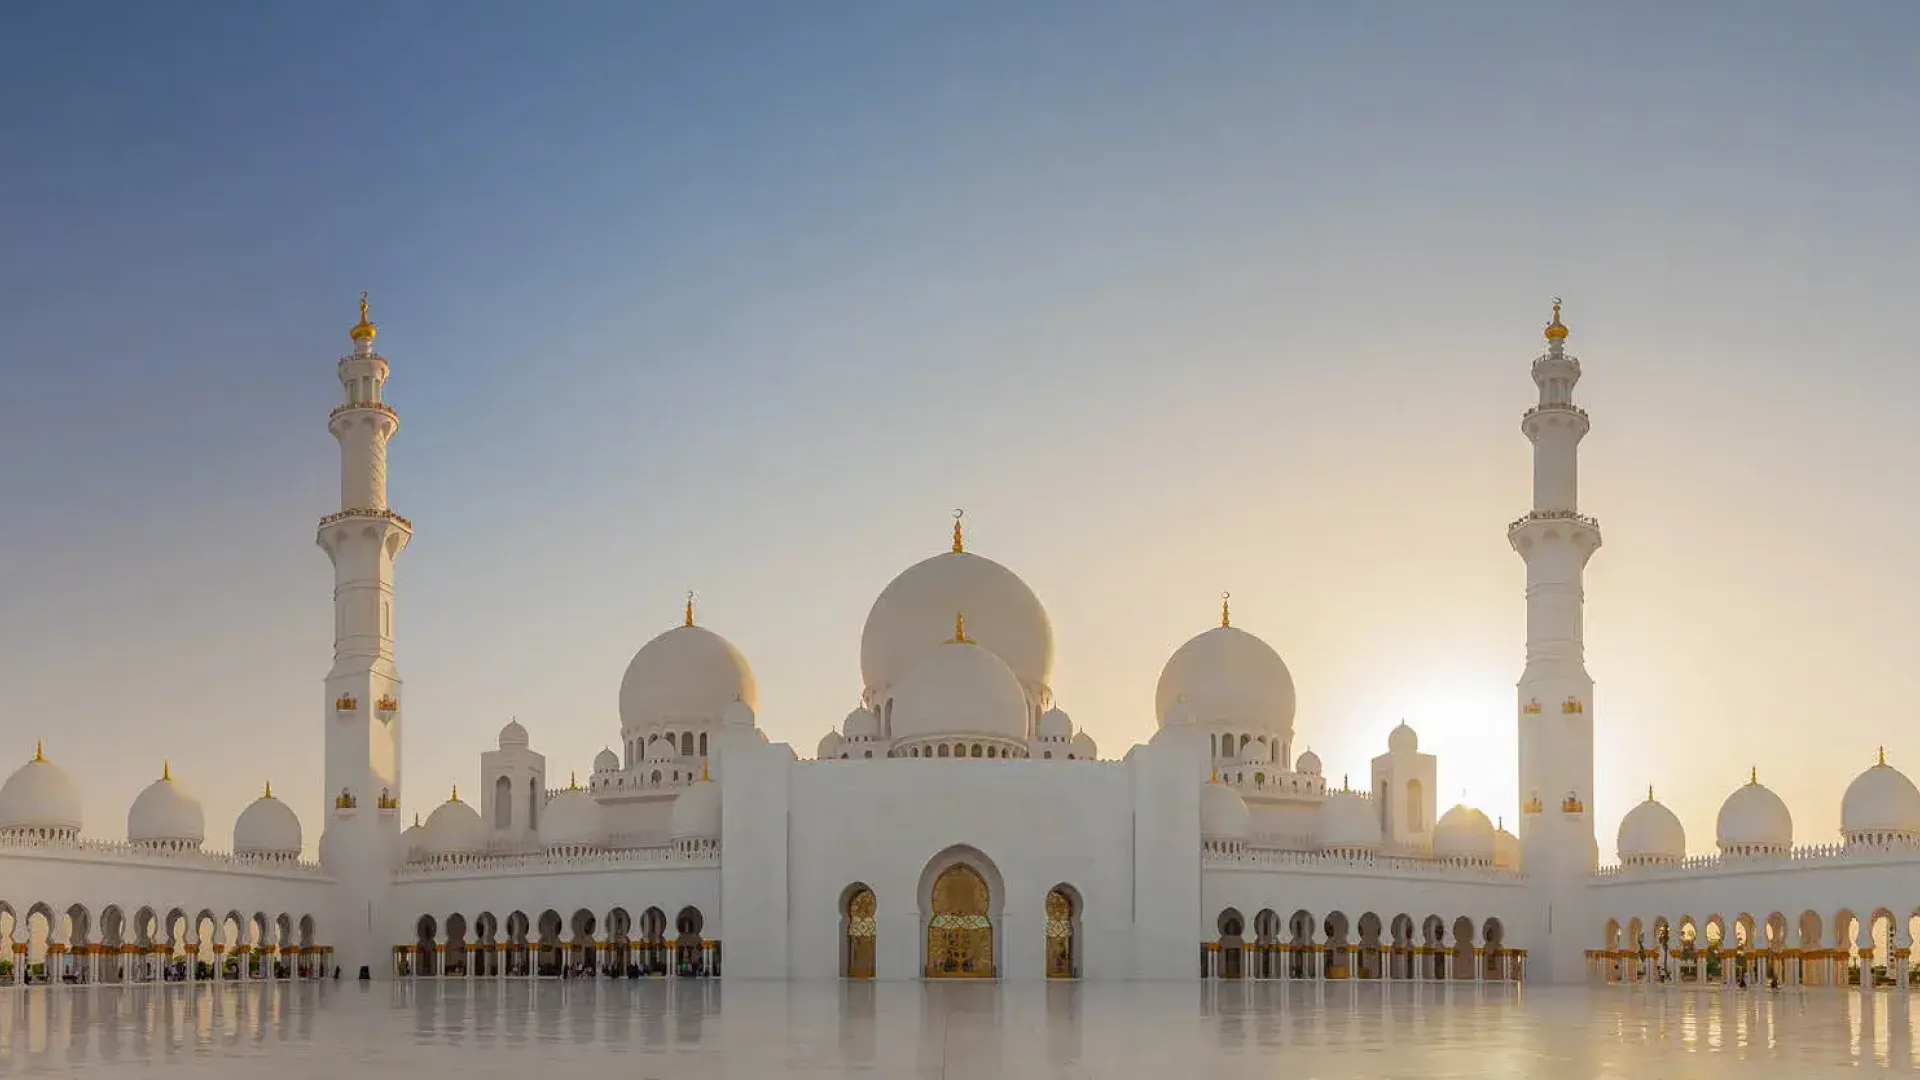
1509, 300, 1601, 983
316, 293, 411, 977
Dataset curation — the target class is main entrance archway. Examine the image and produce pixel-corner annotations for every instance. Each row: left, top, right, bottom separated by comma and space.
925, 864, 994, 978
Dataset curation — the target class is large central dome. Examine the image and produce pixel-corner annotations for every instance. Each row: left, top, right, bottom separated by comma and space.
860, 547, 1053, 700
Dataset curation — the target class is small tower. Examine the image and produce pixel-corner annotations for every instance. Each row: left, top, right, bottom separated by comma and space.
481, 718, 548, 845
316, 294, 411, 977
1370, 721, 1436, 850
1508, 300, 1602, 982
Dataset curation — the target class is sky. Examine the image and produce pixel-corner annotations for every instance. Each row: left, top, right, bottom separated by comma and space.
1, 1, 1917, 859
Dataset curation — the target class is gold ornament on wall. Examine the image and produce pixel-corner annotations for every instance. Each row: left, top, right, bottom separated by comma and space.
1522, 793, 1544, 815
1521, 698, 1542, 715
334, 693, 359, 712
1560, 696, 1583, 715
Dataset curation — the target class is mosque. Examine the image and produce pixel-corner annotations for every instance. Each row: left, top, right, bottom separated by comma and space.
1, 299, 1917, 990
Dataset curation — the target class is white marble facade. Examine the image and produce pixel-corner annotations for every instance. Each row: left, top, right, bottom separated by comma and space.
2, 300, 1918, 991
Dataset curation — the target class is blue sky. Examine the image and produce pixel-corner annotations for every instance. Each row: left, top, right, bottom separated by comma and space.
2, 1, 1918, 853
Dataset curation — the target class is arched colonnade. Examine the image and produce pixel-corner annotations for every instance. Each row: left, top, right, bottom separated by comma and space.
398, 905, 717, 979
1205, 907, 1523, 982
1594, 907, 1920, 990
0, 901, 327, 986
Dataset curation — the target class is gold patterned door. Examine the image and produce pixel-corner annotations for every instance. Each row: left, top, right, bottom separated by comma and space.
1044, 889, 1075, 978
925, 864, 994, 978
845, 887, 876, 979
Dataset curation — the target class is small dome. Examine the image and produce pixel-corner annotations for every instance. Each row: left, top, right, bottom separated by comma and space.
1432, 804, 1495, 862
721, 698, 756, 728
1841, 751, 1920, 843
861, 547, 1054, 701
422, 792, 486, 858
1317, 788, 1381, 852
539, 787, 602, 850
816, 731, 845, 759
233, 786, 302, 857
1493, 820, 1520, 870
1037, 706, 1072, 741
594, 747, 621, 773
1617, 790, 1685, 864
646, 735, 679, 762
671, 779, 722, 839
498, 719, 529, 750
887, 629, 1030, 744
619, 624, 758, 733
127, 766, 205, 847
1716, 771, 1792, 854
1154, 624, 1297, 738
842, 706, 879, 741
1295, 749, 1322, 776
400, 814, 425, 859
1388, 721, 1419, 754
1071, 731, 1097, 760
0, 745, 82, 837
1200, 779, 1250, 841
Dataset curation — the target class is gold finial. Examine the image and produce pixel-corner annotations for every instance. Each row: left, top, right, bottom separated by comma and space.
1647, 784, 1655, 802
264, 780, 274, 799
1341, 773, 1349, 792
350, 291, 378, 343
568, 771, 579, 791
1209, 765, 1220, 784
32, 740, 43, 763
1879, 746, 1887, 767
949, 611, 972, 644
449, 784, 460, 803
412, 812, 421, 827
951, 509, 965, 554
1748, 766, 1758, 785
162, 759, 171, 782
1220, 591, 1231, 628
684, 591, 696, 627
1544, 297, 1568, 341
701, 757, 710, 782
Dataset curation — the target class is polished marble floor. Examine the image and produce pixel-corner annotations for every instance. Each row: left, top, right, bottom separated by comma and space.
1, 978, 1915, 1077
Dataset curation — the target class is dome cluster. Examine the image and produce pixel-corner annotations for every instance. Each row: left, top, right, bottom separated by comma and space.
1613, 751, 1920, 869
0, 744, 304, 860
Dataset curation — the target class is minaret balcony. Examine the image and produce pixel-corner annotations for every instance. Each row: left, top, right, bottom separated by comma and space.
1531, 351, 1580, 377
1507, 508, 1600, 533
1522, 403, 1587, 421
317, 507, 413, 531
328, 401, 397, 422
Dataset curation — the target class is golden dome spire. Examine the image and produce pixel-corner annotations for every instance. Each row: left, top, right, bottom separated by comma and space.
162, 759, 171, 782
1544, 297, 1569, 341
1647, 784, 1655, 802
449, 784, 460, 803
701, 757, 711, 782
948, 611, 973, 644
568, 771, 580, 791
32, 740, 43, 763
1879, 746, 1888, 767
264, 780, 274, 799
1748, 766, 1758, 785
350, 291, 378, 343
1220, 591, 1231, 628
1209, 765, 1220, 784
684, 590, 696, 627
951, 508, 965, 553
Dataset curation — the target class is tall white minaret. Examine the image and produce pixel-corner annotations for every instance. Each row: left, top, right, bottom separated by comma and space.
1509, 300, 1601, 984
316, 293, 411, 978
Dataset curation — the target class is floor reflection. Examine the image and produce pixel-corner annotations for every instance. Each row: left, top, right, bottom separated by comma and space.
0, 979, 1915, 1077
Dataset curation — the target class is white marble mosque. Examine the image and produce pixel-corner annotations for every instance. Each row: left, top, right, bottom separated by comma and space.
2, 299, 1917, 992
